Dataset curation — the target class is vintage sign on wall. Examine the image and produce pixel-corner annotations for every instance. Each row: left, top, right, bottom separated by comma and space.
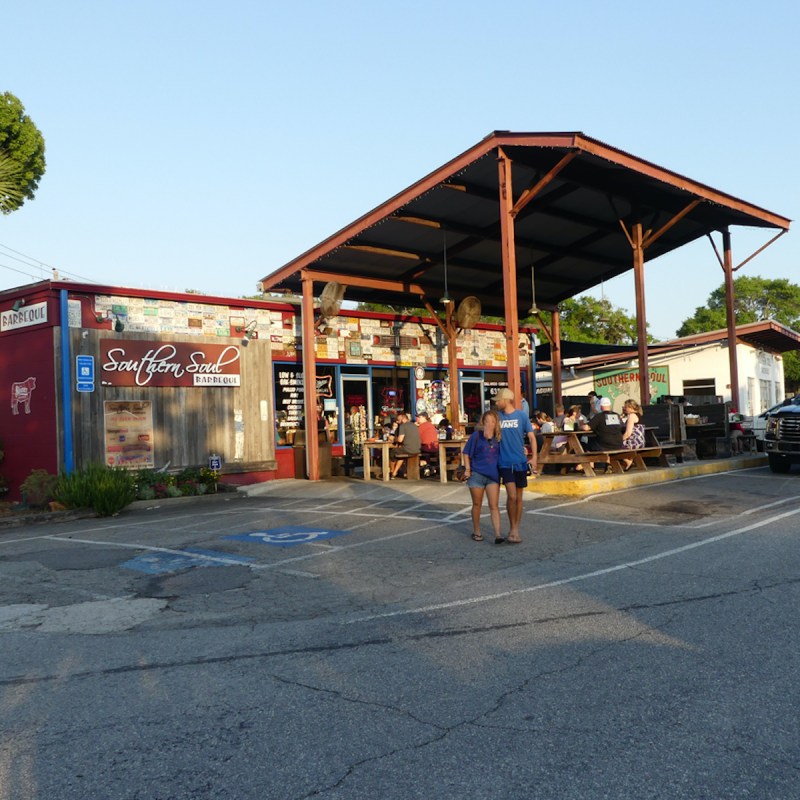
593, 366, 670, 408
1, 301, 48, 332
100, 341, 241, 387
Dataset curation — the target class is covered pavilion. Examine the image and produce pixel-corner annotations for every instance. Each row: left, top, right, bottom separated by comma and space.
259, 131, 790, 479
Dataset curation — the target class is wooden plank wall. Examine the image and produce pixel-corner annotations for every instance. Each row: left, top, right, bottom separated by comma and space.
64, 330, 276, 472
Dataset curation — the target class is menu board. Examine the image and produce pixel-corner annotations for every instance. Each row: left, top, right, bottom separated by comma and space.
274, 365, 336, 429
104, 401, 155, 469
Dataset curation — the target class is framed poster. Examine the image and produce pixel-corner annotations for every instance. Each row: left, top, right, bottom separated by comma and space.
104, 401, 155, 469
348, 340, 363, 358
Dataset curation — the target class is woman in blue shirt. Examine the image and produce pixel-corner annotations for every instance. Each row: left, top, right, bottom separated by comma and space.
462, 410, 503, 543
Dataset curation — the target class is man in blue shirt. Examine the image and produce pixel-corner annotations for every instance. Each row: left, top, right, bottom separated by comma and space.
495, 388, 537, 544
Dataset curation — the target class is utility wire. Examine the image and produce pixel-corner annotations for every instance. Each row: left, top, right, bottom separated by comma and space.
0, 241, 101, 285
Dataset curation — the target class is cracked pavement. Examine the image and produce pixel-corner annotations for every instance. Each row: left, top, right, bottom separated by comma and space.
1, 468, 799, 798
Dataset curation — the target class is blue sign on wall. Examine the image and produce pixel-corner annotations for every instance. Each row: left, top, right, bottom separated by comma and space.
120, 547, 253, 575
225, 526, 353, 548
76, 354, 95, 393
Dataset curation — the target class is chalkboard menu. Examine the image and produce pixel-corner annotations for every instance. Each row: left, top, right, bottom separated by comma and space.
274, 365, 337, 444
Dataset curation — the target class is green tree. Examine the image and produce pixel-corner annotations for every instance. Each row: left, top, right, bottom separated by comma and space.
538, 296, 643, 345
677, 275, 800, 390
0, 92, 46, 214
357, 301, 426, 315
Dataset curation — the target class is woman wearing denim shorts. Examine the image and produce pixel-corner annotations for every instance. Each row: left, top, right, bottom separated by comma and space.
462, 410, 504, 544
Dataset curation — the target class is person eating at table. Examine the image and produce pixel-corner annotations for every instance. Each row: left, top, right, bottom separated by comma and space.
462, 410, 503, 543
579, 396, 624, 471
390, 411, 421, 479
416, 411, 439, 454
495, 388, 537, 544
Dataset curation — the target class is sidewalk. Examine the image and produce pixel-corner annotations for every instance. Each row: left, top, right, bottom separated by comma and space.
239, 453, 768, 502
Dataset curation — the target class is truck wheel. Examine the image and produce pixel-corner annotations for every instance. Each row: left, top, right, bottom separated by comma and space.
768, 454, 791, 474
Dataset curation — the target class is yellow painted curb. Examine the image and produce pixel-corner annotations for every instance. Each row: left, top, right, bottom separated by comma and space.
527, 454, 767, 497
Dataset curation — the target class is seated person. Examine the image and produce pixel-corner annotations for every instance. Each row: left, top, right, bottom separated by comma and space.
533, 410, 554, 451
391, 412, 421, 478
729, 408, 746, 453
621, 399, 646, 450
437, 417, 454, 440
581, 397, 624, 450
580, 396, 626, 470
416, 411, 439, 455
552, 405, 583, 451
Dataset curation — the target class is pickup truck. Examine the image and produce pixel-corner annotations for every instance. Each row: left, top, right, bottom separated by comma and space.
764, 395, 800, 472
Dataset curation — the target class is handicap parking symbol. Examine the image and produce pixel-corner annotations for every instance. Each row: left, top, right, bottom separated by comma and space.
225, 526, 352, 548
120, 548, 253, 575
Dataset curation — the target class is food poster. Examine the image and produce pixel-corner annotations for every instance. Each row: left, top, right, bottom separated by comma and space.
104, 401, 155, 469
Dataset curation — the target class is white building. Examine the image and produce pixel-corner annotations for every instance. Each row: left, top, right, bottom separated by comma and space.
535, 320, 799, 415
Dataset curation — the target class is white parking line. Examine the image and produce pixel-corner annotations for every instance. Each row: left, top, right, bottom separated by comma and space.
345, 505, 800, 623
41, 536, 250, 567
530, 511, 671, 528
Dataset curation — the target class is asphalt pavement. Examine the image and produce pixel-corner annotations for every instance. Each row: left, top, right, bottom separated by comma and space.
1, 465, 799, 799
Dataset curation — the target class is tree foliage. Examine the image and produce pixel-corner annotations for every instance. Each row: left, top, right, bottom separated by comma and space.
0, 92, 46, 214
677, 275, 800, 390
356, 296, 644, 345
538, 296, 644, 345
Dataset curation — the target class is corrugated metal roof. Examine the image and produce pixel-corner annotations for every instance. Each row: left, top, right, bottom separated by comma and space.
259, 132, 791, 317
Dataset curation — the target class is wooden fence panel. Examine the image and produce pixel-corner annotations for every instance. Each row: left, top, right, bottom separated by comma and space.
65, 330, 275, 472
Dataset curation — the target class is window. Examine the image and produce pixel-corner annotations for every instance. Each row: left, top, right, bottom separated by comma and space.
682, 378, 716, 394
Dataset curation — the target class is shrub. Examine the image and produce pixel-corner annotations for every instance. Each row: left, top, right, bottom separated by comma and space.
20, 469, 60, 508
55, 464, 136, 517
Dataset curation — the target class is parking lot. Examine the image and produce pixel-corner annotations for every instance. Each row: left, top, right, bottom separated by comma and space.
2, 466, 800, 799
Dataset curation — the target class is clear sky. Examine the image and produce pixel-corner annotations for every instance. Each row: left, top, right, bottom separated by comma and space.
1, 0, 797, 340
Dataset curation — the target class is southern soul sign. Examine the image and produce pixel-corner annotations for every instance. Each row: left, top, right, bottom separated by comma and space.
100, 341, 241, 387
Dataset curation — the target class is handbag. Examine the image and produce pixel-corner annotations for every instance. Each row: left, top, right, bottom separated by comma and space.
454, 465, 468, 482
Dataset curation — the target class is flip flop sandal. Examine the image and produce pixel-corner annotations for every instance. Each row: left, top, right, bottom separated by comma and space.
494, 537, 506, 544
471, 533, 484, 542
506, 538, 522, 544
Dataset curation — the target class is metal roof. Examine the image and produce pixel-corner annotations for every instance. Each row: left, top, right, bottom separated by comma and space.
259, 131, 791, 317
537, 320, 800, 370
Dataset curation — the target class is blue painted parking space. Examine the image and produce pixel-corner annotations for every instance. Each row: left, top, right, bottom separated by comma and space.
225, 526, 353, 548
120, 547, 254, 575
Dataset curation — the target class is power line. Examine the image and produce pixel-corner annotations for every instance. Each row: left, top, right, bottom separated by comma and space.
0, 241, 101, 285
0, 259, 43, 281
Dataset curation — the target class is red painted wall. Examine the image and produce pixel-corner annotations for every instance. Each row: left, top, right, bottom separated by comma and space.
0, 318, 59, 500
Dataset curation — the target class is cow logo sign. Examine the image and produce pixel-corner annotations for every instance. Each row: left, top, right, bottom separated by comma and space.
11, 376, 37, 415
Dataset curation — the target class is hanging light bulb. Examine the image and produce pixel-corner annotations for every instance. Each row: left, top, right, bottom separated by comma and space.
528, 264, 539, 315
439, 230, 453, 305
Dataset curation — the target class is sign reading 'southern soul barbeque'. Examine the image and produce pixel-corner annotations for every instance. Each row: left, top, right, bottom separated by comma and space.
100, 341, 241, 387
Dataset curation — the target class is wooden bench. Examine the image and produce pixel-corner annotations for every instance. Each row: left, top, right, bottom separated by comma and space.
605, 447, 663, 473
393, 452, 421, 480
653, 443, 686, 465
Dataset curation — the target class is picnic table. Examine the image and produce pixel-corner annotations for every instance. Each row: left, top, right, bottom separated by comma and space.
362, 440, 426, 481
536, 428, 671, 477
362, 440, 394, 482
437, 438, 468, 483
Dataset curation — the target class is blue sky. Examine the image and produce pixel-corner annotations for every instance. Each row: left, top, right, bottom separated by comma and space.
1, 0, 797, 340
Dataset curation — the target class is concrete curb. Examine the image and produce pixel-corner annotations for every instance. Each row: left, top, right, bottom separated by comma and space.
528, 454, 768, 497
235, 455, 768, 502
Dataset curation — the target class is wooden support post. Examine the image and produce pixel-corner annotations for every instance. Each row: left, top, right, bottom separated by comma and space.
498, 149, 522, 402
551, 309, 562, 407
445, 302, 461, 428
301, 272, 320, 481
632, 223, 650, 406
722, 228, 741, 410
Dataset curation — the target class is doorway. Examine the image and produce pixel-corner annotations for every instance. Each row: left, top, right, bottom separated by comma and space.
341, 375, 373, 456
461, 378, 484, 424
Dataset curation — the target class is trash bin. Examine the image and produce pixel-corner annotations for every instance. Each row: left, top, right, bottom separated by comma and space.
292, 440, 332, 479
